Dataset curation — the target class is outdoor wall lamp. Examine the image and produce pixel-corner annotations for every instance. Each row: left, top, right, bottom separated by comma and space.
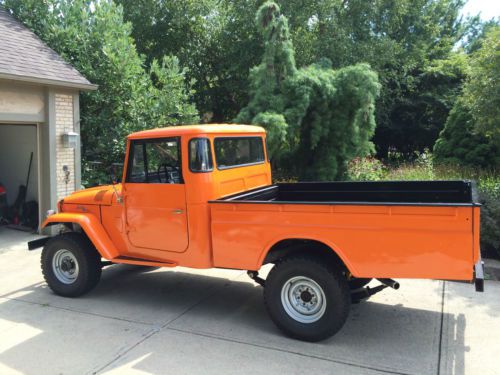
62, 131, 79, 148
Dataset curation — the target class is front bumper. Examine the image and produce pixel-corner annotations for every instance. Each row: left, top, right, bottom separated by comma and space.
28, 236, 50, 250
474, 258, 485, 292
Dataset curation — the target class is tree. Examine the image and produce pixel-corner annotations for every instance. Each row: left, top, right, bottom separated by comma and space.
462, 26, 500, 143
3, 0, 198, 184
433, 26, 500, 168
117, 0, 264, 122
118, 0, 479, 156
279, 0, 480, 156
236, 2, 380, 181
433, 99, 499, 167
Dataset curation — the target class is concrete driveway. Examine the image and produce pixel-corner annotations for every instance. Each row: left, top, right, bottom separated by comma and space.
0, 229, 498, 375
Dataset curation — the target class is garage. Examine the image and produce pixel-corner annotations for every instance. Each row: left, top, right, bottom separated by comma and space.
0, 8, 96, 236
0, 124, 39, 229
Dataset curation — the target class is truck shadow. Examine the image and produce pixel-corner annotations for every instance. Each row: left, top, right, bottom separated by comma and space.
0, 265, 468, 375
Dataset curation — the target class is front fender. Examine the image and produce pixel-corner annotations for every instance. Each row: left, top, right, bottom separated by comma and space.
43, 213, 119, 260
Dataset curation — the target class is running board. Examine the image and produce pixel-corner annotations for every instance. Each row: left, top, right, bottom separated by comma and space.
111, 255, 177, 268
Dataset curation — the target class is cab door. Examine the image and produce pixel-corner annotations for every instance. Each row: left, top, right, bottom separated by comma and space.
124, 137, 188, 253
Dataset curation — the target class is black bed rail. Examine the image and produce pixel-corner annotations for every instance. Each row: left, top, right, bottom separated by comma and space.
213, 180, 478, 205
277, 180, 476, 204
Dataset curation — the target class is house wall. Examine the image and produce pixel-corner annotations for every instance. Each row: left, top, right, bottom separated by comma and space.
0, 81, 45, 122
55, 93, 76, 199
0, 80, 82, 231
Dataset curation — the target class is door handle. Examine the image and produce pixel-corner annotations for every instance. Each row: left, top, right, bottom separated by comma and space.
172, 209, 184, 215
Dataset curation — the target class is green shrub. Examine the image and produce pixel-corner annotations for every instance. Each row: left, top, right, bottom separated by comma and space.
479, 190, 500, 259
433, 99, 500, 168
347, 157, 386, 181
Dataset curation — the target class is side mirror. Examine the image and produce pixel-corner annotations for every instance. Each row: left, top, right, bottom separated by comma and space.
108, 165, 124, 204
109, 165, 118, 185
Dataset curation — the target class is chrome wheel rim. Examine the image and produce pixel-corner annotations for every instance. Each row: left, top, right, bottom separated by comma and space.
281, 276, 327, 323
52, 249, 79, 284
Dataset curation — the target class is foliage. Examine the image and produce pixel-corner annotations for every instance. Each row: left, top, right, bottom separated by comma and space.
3, 0, 198, 186
347, 158, 386, 181
462, 26, 500, 143
117, 0, 485, 156
479, 191, 500, 258
236, 2, 380, 181
117, 0, 264, 122
433, 26, 499, 170
280, 0, 477, 156
434, 98, 500, 168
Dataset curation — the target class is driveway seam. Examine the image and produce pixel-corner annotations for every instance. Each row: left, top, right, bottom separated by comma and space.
92, 284, 225, 374
1, 296, 154, 326
166, 327, 413, 375
436, 280, 446, 375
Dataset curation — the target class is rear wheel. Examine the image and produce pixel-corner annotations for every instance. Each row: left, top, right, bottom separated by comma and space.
41, 232, 102, 297
264, 256, 350, 342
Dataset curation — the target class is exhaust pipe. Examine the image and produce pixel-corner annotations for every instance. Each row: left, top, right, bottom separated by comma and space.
377, 278, 400, 290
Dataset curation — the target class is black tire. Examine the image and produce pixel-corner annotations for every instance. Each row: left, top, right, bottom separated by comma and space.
348, 278, 372, 290
41, 232, 102, 297
264, 256, 350, 342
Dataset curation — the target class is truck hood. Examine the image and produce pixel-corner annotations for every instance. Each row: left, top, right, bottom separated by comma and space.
62, 184, 121, 206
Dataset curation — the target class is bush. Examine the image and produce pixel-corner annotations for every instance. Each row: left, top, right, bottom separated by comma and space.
347, 157, 386, 181
479, 190, 500, 259
433, 99, 499, 168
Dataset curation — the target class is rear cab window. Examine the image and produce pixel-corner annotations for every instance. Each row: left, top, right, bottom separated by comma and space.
214, 136, 265, 169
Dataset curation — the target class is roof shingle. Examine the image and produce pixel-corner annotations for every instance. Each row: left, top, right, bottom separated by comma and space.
0, 8, 96, 90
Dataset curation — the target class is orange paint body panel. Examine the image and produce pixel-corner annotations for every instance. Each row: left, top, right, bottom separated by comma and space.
42, 124, 480, 283
44, 212, 119, 259
210, 203, 474, 280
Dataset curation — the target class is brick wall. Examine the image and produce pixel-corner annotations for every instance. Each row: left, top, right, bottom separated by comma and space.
55, 93, 76, 199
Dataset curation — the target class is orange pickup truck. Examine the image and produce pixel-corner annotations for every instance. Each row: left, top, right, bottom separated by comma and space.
29, 124, 484, 341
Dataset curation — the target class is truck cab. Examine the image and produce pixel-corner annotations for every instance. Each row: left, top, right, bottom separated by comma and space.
44, 124, 271, 268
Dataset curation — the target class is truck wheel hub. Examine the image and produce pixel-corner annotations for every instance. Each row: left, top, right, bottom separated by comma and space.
52, 249, 79, 285
281, 276, 326, 323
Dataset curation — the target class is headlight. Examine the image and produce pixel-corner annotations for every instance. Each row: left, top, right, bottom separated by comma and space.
46, 210, 55, 218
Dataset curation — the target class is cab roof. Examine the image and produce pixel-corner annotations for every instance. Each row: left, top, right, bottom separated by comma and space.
128, 124, 266, 140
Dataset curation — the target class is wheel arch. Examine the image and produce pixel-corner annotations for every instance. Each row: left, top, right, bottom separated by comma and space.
43, 213, 119, 260
258, 237, 357, 275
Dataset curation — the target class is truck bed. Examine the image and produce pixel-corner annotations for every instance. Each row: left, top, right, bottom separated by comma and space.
213, 180, 478, 206
209, 180, 480, 280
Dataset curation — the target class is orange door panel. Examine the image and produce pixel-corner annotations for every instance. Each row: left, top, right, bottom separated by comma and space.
125, 183, 188, 252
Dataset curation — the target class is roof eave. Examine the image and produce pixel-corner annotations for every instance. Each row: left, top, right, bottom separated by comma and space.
0, 72, 98, 91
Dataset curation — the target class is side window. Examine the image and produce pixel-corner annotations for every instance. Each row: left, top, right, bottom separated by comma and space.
126, 138, 183, 183
189, 138, 213, 172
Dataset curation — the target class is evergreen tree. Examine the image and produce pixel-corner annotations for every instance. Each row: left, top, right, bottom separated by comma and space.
434, 99, 499, 168
434, 26, 500, 169
236, 2, 380, 180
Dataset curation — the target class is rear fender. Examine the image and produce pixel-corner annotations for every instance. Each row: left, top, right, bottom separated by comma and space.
42, 213, 119, 259
258, 235, 358, 275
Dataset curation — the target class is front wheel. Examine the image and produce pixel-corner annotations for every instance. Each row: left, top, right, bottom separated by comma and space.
41, 232, 102, 297
264, 256, 350, 342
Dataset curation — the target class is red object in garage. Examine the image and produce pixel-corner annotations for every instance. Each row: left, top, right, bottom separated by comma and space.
0, 184, 7, 220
